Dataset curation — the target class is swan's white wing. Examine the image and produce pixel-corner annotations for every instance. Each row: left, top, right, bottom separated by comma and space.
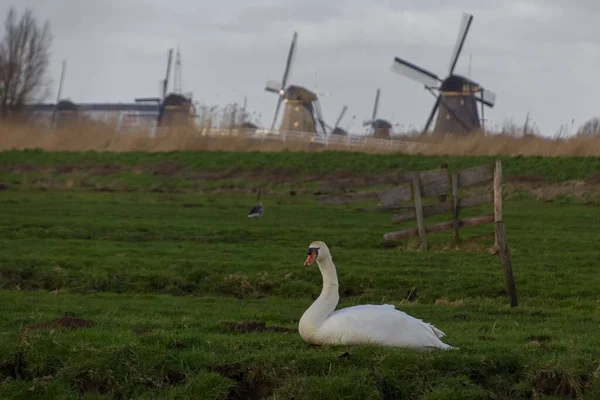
318, 304, 451, 348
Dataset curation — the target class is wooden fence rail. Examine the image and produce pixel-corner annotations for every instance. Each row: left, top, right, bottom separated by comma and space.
379, 160, 518, 307
381, 162, 495, 245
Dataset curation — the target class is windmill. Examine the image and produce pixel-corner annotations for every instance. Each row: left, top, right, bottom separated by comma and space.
135, 48, 173, 104
264, 32, 328, 135
362, 89, 393, 139
390, 12, 497, 135
314, 105, 349, 136
135, 48, 193, 126
330, 105, 349, 135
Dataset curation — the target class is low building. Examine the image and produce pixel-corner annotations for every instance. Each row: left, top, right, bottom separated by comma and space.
25, 100, 161, 131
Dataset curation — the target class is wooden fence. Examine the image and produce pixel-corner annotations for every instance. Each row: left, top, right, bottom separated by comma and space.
378, 160, 518, 307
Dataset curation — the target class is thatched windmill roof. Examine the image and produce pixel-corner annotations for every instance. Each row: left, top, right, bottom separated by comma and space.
331, 127, 348, 136
240, 121, 258, 130
284, 85, 318, 103
372, 119, 392, 129
56, 100, 79, 111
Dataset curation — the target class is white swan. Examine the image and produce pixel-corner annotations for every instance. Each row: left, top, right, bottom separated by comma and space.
298, 241, 456, 350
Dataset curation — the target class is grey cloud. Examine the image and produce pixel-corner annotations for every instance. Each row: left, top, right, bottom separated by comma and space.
1, 0, 599, 134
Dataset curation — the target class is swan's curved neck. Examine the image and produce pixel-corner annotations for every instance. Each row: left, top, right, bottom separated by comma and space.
299, 257, 339, 335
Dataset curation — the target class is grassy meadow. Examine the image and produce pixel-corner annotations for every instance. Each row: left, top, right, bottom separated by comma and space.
0, 149, 599, 399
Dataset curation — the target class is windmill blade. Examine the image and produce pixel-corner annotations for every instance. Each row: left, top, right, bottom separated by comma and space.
476, 88, 497, 107
280, 31, 298, 91
371, 89, 380, 122
265, 79, 282, 94
55, 60, 66, 104
423, 93, 442, 133
313, 98, 328, 135
269, 32, 298, 131
333, 105, 347, 129
391, 57, 441, 87
270, 96, 283, 131
162, 48, 174, 98
448, 12, 473, 75
135, 97, 161, 103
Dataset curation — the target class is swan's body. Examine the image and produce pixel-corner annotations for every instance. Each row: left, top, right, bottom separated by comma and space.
299, 241, 455, 350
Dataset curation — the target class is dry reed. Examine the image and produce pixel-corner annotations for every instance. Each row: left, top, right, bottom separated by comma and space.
1, 120, 599, 156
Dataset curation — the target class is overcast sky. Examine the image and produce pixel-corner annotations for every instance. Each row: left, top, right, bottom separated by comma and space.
2, 0, 599, 136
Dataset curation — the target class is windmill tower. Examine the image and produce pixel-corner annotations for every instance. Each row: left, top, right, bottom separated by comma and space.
264, 32, 328, 135
279, 85, 316, 132
362, 89, 393, 139
390, 12, 497, 135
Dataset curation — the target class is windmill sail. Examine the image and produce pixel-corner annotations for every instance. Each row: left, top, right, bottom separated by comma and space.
391, 57, 441, 87
162, 48, 174, 98
477, 88, 497, 107
267, 31, 298, 130
448, 13, 473, 75
313, 98, 328, 136
333, 105, 347, 129
265, 79, 282, 94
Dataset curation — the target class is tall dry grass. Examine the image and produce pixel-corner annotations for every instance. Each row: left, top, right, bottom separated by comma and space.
1, 119, 600, 156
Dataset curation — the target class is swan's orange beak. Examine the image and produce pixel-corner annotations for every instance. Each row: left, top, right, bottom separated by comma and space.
304, 250, 317, 266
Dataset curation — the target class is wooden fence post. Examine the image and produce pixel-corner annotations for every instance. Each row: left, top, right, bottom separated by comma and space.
493, 160, 518, 307
439, 163, 448, 203
412, 176, 427, 250
451, 172, 460, 246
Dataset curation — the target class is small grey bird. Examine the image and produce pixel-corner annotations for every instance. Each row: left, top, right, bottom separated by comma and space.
248, 191, 264, 218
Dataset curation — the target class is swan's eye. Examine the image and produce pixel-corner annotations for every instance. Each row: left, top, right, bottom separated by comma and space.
307, 247, 319, 255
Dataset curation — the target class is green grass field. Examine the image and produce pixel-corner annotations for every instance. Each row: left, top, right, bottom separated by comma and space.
0, 150, 599, 399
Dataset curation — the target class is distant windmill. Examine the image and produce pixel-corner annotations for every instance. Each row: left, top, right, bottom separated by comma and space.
135, 48, 193, 126
277, 85, 329, 135
264, 32, 328, 135
362, 89, 393, 139
390, 12, 497, 135
330, 105, 349, 135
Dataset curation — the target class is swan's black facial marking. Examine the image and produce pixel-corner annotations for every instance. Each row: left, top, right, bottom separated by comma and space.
307, 247, 320, 255
304, 247, 320, 266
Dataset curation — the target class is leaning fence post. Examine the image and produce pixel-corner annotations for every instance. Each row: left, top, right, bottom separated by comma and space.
493, 160, 518, 307
451, 172, 460, 246
412, 176, 427, 250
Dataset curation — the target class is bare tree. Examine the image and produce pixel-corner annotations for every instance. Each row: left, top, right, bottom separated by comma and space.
576, 117, 600, 137
0, 7, 52, 116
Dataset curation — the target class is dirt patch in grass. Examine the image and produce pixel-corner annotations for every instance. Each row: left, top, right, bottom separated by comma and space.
214, 363, 275, 400
585, 173, 600, 185
526, 334, 551, 343
27, 312, 94, 331
133, 328, 153, 335
73, 373, 113, 396
531, 369, 590, 398
0, 351, 26, 379
162, 370, 187, 386
223, 321, 295, 334
148, 161, 184, 176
